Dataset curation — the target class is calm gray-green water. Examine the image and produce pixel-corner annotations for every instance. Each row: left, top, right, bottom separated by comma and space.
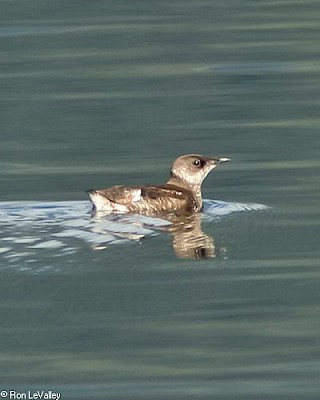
1, 1, 320, 399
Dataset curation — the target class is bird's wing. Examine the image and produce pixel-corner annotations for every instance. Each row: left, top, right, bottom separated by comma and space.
140, 185, 188, 200
140, 185, 197, 213
96, 185, 142, 205
95, 184, 197, 214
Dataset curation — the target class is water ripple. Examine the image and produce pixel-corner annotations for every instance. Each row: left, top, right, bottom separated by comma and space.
0, 200, 268, 271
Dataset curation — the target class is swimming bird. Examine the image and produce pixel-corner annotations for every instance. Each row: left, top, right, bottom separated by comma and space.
87, 154, 230, 215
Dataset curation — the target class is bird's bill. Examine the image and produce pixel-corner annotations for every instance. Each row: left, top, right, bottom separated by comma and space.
217, 157, 231, 164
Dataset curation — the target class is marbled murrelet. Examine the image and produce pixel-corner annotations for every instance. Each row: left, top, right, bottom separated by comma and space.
87, 154, 230, 215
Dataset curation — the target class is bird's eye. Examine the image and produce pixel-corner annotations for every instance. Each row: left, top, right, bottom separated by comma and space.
193, 159, 202, 167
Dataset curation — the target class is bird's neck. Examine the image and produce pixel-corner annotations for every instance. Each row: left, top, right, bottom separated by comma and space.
167, 175, 203, 210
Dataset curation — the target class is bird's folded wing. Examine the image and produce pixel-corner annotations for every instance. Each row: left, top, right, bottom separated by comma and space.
96, 185, 189, 205
141, 185, 188, 200
96, 186, 142, 205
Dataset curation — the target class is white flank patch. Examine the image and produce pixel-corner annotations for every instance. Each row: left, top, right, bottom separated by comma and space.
131, 189, 142, 202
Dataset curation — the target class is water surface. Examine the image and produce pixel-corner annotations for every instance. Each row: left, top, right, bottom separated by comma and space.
1, 0, 320, 399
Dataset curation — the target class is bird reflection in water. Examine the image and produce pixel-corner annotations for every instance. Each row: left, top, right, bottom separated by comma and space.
91, 210, 223, 260
158, 213, 217, 260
